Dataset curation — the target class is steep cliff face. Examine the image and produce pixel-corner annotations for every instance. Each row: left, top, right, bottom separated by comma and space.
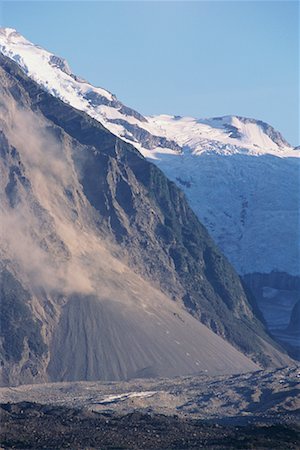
244, 272, 300, 360
0, 54, 290, 385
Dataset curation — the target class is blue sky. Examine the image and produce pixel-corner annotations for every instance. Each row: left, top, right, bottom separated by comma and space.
1, 1, 299, 145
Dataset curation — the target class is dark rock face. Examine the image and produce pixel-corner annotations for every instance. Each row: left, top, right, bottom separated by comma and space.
223, 124, 243, 139
244, 272, 300, 360
0, 52, 291, 384
49, 55, 72, 76
82, 90, 147, 123
109, 118, 182, 151
287, 300, 300, 333
285, 300, 300, 360
82, 87, 147, 123
244, 272, 300, 292
0, 268, 46, 364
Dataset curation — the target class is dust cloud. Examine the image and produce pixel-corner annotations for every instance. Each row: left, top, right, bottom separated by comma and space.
0, 94, 98, 296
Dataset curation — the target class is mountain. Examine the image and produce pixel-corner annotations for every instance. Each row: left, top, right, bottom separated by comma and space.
1, 28, 297, 358
0, 28, 297, 271
0, 47, 293, 385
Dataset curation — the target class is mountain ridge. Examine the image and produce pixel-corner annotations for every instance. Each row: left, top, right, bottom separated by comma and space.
0, 28, 296, 154
1, 29, 298, 278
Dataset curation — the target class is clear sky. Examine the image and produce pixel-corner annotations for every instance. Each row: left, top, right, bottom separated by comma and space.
0, 1, 299, 145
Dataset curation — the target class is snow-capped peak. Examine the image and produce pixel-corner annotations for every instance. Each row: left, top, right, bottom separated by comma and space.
143, 113, 296, 159
0, 28, 72, 77
0, 28, 296, 160
0, 27, 115, 105
221, 115, 290, 149
0, 27, 22, 40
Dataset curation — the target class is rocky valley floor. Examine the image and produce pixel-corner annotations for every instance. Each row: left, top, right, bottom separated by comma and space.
0, 366, 299, 449
1, 402, 299, 450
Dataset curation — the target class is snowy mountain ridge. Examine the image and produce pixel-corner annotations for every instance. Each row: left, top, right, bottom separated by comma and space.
0, 28, 296, 158
0, 27, 299, 278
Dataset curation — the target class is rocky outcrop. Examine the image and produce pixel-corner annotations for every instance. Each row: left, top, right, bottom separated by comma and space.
287, 300, 300, 334
243, 272, 300, 359
244, 272, 300, 292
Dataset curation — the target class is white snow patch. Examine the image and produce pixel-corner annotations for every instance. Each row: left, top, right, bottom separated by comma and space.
97, 391, 157, 404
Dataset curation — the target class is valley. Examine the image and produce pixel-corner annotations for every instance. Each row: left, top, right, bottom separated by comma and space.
1, 366, 299, 449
